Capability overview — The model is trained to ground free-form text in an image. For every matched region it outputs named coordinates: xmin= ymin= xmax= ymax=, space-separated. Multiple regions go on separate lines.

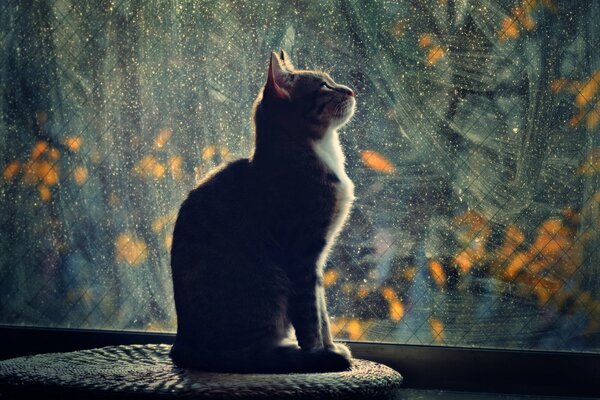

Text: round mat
xmin=0 ymin=344 xmax=403 ymax=399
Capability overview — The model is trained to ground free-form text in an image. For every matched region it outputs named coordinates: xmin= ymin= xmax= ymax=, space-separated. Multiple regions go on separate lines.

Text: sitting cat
xmin=170 ymin=50 xmax=356 ymax=373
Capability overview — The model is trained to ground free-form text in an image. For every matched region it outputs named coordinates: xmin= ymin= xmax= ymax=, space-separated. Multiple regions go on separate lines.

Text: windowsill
xmin=0 ymin=325 xmax=597 ymax=398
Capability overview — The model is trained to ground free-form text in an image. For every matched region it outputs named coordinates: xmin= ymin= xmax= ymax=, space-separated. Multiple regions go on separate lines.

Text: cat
xmin=170 ymin=50 xmax=356 ymax=373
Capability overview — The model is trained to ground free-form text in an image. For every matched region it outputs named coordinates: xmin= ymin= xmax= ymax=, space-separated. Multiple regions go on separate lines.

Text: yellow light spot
xmin=430 ymin=318 xmax=445 ymax=343
xmin=202 ymin=145 xmax=216 ymax=160
xmin=427 ymin=46 xmax=446 ymax=65
xmin=528 ymin=261 xmax=546 ymax=274
xmin=152 ymin=162 xmax=166 ymax=178
xmin=63 ymin=136 xmax=82 ymax=152
xmin=570 ymin=110 xmax=585 ymax=128
xmin=154 ymin=127 xmax=173 ymax=149
xmin=454 ymin=250 xmax=474 ymax=275
xmin=499 ymin=16 xmax=520 ymax=41
xmin=323 ymin=269 xmax=339 ymax=287
xmin=346 ymin=319 xmax=364 ymax=340
xmin=381 ymin=286 xmax=398 ymax=301
xmin=169 ymin=155 xmax=183 ymax=179
xmin=538 ymin=218 xmax=563 ymax=236
xmin=38 ymin=184 xmax=51 ymax=202
xmin=219 ymin=146 xmax=231 ymax=160
xmin=36 ymin=160 xmax=51 ymax=180
xmin=522 ymin=0 xmax=537 ymax=13
xmin=504 ymin=251 xmax=533 ymax=280
xmin=454 ymin=210 xmax=491 ymax=242
xmin=135 ymin=155 xmax=156 ymax=176
xmin=533 ymin=220 xmax=572 ymax=261
xmin=389 ymin=299 xmax=404 ymax=322
xmin=360 ymin=150 xmax=395 ymax=174
xmin=529 ymin=276 xmax=561 ymax=306
xmin=330 ymin=318 xmax=346 ymax=337
xmin=418 ymin=33 xmax=432 ymax=48
xmin=429 ymin=259 xmax=446 ymax=288
xmin=73 ymin=166 xmax=88 ymax=185
xmin=37 ymin=160 xmax=59 ymax=186
xmin=505 ymin=224 xmax=525 ymax=246
xmin=3 ymin=160 xmax=20 ymax=181
xmin=135 ymin=155 xmax=165 ymax=179
xmin=512 ymin=6 xmax=535 ymax=31
xmin=115 ymin=233 xmax=148 ymax=266
xmin=151 ymin=212 xmax=177 ymax=233
xmin=164 ymin=234 xmax=173 ymax=250
xmin=576 ymin=71 xmax=600 ymax=108
xmin=578 ymin=148 xmax=600 ymax=176
xmin=587 ymin=101 xmax=600 ymax=130
xmin=31 ymin=140 xmax=48 ymax=160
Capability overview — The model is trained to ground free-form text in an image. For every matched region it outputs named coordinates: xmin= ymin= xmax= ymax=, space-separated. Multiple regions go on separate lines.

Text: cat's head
xmin=256 ymin=50 xmax=356 ymax=138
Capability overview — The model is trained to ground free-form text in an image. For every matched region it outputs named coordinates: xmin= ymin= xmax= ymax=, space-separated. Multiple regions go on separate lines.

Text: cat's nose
xmin=339 ymin=85 xmax=355 ymax=97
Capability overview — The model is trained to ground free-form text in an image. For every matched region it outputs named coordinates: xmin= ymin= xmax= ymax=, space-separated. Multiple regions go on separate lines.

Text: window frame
xmin=0 ymin=325 xmax=597 ymax=397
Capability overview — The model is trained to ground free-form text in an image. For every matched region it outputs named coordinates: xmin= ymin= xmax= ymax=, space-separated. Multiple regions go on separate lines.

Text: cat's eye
xmin=320 ymin=82 xmax=334 ymax=90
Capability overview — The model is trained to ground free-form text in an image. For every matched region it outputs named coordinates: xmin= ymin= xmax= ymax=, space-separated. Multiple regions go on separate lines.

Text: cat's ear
xmin=279 ymin=49 xmax=294 ymax=70
xmin=266 ymin=51 xmax=292 ymax=101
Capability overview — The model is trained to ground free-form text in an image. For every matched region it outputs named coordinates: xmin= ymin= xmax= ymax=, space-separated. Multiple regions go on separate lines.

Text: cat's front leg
xmin=318 ymin=284 xmax=352 ymax=359
xmin=317 ymin=284 xmax=334 ymax=348
xmin=289 ymin=271 xmax=323 ymax=350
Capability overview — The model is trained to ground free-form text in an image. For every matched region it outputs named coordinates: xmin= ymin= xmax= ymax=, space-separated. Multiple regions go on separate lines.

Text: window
xmin=1 ymin=0 xmax=599 ymax=355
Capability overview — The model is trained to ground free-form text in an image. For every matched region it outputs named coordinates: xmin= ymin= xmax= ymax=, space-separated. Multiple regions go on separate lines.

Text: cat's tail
xmin=171 ymin=342 xmax=352 ymax=373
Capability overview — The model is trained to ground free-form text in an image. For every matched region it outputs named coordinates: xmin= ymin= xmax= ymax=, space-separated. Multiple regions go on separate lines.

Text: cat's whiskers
xmin=334 ymin=101 xmax=345 ymax=117
xmin=333 ymin=103 xmax=342 ymax=118
xmin=334 ymin=99 xmax=353 ymax=120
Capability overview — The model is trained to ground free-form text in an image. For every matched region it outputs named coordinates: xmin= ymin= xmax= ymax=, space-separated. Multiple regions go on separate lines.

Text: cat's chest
xmin=312 ymin=130 xmax=354 ymax=205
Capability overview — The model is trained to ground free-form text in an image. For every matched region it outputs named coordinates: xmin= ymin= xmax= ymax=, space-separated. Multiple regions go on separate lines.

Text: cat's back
xmin=171 ymin=158 xmax=258 ymax=267
xmin=185 ymin=158 xmax=251 ymax=208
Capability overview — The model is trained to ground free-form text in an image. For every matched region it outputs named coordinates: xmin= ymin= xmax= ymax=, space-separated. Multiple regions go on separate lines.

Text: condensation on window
xmin=1 ymin=0 xmax=599 ymax=352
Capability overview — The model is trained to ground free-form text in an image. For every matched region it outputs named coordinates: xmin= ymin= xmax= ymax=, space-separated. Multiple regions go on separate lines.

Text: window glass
xmin=1 ymin=0 xmax=599 ymax=352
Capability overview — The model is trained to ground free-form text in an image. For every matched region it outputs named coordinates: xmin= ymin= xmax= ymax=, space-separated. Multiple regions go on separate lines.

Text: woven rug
xmin=0 ymin=344 xmax=403 ymax=399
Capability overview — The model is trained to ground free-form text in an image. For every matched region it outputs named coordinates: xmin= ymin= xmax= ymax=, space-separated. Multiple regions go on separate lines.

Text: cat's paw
xmin=328 ymin=342 xmax=352 ymax=360
xmin=309 ymin=347 xmax=352 ymax=372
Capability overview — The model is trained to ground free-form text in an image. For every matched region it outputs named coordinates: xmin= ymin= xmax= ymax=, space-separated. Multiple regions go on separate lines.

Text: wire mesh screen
xmin=1 ymin=0 xmax=599 ymax=352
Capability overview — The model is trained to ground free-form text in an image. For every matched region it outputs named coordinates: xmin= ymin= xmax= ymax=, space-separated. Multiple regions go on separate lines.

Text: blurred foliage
xmin=1 ymin=0 xmax=599 ymax=352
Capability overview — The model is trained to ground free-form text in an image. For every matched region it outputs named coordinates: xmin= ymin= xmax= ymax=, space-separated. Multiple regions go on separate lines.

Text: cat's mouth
xmin=333 ymin=98 xmax=356 ymax=125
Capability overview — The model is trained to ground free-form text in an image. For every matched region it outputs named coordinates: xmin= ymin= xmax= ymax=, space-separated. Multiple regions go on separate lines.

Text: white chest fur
xmin=312 ymin=129 xmax=354 ymax=198
xmin=312 ymin=129 xmax=355 ymax=260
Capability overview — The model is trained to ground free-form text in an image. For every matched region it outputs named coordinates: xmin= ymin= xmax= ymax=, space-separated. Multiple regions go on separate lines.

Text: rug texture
xmin=0 ymin=344 xmax=403 ymax=399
